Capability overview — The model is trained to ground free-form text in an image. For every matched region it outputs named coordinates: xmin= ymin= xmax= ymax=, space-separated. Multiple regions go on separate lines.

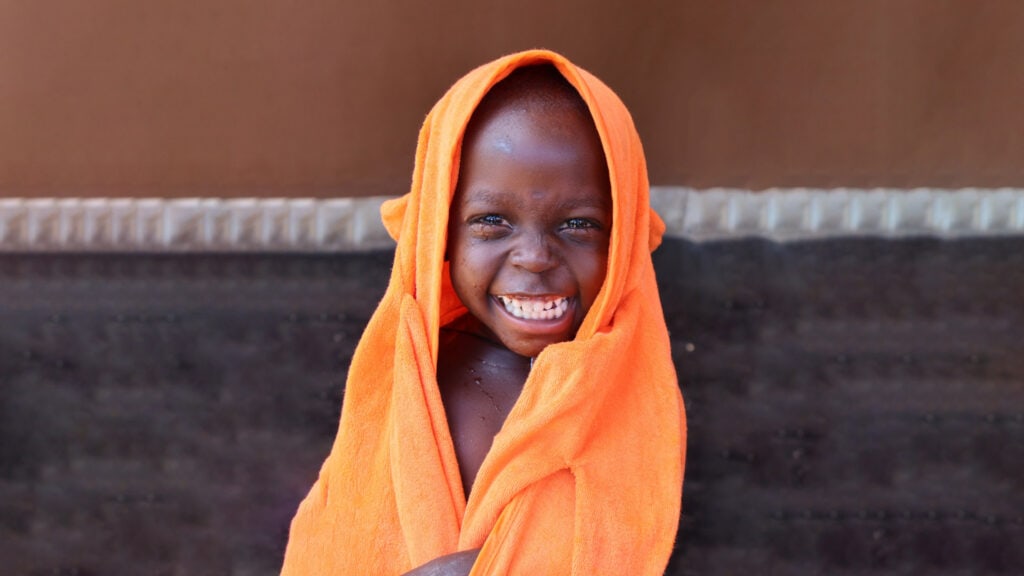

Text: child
xmin=281 ymin=50 xmax=686 ymax=576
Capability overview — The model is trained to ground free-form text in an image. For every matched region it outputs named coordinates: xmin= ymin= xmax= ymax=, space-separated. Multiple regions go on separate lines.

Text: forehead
xmin=463 ymin=76 xmax=609 ymax=165
xmin=469 ymin=103 xmax=602 ymax=159
xmin=456 ymin=103 xmax=611 ymax=206
xmin=460 ymin=66 xmax=605 ymax=159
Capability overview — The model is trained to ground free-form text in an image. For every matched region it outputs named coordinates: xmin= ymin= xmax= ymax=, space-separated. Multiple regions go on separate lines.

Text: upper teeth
xmin=497 ymin=296 xmax=569 ymax=320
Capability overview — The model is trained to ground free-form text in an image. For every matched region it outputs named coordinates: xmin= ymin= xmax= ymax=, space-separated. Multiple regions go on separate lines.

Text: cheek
xmin=576 ymin=250 xmax=609 ymax=304
xmin=450 ymin=245 xmax=497 ymax=299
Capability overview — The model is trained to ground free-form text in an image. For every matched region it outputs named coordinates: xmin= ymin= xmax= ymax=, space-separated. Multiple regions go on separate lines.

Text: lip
xmin=491 ymin=294 xmax=576 ymax=336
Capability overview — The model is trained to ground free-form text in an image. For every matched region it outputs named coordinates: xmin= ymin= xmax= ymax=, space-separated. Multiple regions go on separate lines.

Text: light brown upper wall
xmin=2 ymin=0 xmax=1022 ymax=198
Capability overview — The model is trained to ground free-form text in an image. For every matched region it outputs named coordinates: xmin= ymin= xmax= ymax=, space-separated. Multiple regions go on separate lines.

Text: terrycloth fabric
xmin=280 ymin=49 xmax=686 ymax=575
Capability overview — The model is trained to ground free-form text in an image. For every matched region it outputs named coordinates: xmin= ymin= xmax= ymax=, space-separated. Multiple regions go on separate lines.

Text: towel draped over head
xmin=281 ymin=49 xmax=686 ymax=575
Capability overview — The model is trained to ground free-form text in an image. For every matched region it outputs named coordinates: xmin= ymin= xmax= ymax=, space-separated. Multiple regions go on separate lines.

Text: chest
xmin=436 ymin=330 xmax=530 ymax=498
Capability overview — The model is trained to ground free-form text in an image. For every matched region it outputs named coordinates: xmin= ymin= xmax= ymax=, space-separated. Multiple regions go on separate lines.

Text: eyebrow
xmin=460 ymin=189 xmax=509 ymax=206
xmin=553 ymin=194 xmax=611 ymax=211
xmin=462 ymin=189 xmax=611 ymax=211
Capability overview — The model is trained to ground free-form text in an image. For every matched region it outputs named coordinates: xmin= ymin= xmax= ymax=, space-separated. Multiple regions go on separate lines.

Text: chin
xmin=503 ymin=332 xmax=573 ymax=359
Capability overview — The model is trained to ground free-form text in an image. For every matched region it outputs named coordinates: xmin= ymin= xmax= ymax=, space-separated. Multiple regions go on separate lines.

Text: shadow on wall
xmin=1 ymin=237 xmax=1023 ymax=575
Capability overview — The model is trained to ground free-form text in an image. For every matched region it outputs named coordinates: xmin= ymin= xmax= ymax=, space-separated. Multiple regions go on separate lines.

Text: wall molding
xmin=2 ymin=188 xmax=1023 ymax=252
xmin=650 ymin=187 xmax=1024 ymax=242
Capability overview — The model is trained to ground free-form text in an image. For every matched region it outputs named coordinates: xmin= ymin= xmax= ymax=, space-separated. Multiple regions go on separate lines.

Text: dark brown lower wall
xmin=2 ymin=238 xmax=1022 ymax=574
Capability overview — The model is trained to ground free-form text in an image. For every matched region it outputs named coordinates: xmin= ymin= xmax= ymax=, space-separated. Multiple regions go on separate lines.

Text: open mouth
xmin=496 ymin=295 xmax=570 ymax=321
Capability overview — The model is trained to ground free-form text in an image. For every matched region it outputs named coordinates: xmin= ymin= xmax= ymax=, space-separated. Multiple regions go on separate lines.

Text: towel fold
xmin=281 ymin=49 xmax=686 ymax=575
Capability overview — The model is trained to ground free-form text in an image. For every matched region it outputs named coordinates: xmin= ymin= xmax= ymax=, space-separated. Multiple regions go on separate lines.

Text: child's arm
xmin=401 ymin=549 xmax=480 ymax=576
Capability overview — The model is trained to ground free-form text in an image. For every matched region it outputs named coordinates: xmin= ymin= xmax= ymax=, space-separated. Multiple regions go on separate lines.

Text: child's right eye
xmin=476 ymin=214 xmax=506 ymax=226
xmin=468 ymin=214 xmax=511 ymax=238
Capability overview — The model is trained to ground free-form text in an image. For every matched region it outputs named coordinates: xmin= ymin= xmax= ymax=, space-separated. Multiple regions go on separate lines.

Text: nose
xmin=509 ymin=230 xmax=557 ymax=273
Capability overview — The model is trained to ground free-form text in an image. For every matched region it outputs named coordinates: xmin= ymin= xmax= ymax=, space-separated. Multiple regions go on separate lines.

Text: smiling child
xmin=281 ymin=50 xmax=686 ymax=576
xmin=439 ymin=66 xmax=612 ymax=501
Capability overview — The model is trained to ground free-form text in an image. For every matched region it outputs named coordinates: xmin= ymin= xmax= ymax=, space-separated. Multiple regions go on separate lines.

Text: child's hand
xmin=401 ymin=549 xmax=480 ymax=576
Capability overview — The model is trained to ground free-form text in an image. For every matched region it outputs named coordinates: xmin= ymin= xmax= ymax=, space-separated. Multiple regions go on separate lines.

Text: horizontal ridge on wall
xmin=1 ymin=188 xmax=1023 ymax=252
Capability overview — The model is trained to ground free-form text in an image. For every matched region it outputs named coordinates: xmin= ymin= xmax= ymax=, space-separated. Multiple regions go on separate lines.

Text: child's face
xmin=448 ymin=102 xmax=611 ymax=359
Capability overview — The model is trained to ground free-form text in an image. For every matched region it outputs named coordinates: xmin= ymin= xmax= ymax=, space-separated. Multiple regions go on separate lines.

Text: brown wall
xmin=2 ymin=0 xmax=1022 ymax=198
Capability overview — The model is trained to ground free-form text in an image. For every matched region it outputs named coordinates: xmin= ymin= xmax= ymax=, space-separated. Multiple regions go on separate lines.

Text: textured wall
xmin=2 ymin=1 xmax=1023 ymax=197
xmin=2 ymin=239 xmax=1022 ymax=574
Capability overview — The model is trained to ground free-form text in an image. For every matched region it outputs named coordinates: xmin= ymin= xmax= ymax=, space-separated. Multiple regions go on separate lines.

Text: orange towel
xmin=280 ymin=49 xmax=686 ymax=575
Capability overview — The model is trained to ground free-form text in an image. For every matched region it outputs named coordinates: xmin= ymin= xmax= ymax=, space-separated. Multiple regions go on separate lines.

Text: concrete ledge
xmin=652 ymin=187 xmax=1024 ymax=242
xmin=2 ymin=188 xmax=1023 ymax=252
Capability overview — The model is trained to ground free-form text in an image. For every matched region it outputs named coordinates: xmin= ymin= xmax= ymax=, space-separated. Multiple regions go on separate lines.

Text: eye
xmin=467 ymin=213 xmax=511 ymax=239
xmin=559 ymin=216 xmax=608 ymax=244
xmin=563 ymin=217 xmax=601 ymax=230
xmin=477 ymin=214 xmax=507 ymax=226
